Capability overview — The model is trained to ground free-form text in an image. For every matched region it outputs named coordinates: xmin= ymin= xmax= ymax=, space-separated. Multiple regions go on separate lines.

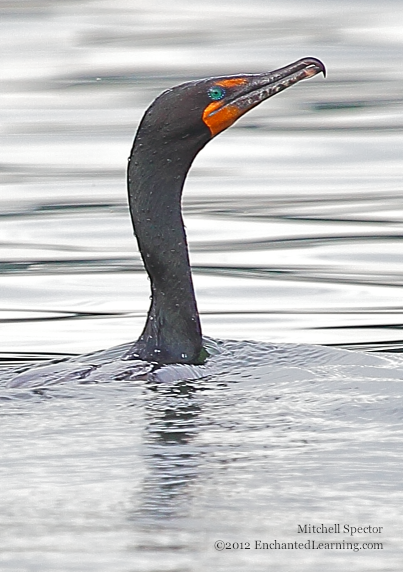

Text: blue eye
xmin=207 ymin=86 xmax=226 ymax=101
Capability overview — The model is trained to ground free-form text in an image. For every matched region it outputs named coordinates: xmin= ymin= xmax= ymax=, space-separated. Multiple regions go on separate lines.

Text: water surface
xmin=1 ymin=1 xmax=403 ymax=570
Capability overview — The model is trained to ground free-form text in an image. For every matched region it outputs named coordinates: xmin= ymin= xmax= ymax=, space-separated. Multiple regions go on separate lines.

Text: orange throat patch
xmin=202 ymin=77 xmax=248 ymax=137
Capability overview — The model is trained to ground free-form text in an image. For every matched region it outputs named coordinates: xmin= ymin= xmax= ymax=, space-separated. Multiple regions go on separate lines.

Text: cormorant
xmin=125 ymin=58 xmax=325 ymax=365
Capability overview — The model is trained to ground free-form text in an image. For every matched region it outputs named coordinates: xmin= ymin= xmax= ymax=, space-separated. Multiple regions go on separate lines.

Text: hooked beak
xmin=202 ymin=57 xmax=326 ymax=137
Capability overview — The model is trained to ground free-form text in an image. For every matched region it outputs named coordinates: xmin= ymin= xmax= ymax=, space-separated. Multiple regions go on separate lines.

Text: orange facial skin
xmin=202 ymin=101 xmax=243 ymax=137
xmin=215 ymin=78 xmax=248 ymax=89
xmin=202 ymin=78 xmax=248 ymax=137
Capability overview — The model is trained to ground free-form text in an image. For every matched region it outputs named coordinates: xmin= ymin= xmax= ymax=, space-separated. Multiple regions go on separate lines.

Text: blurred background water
xmin=1 ymin=1 xmax=403 ymax=571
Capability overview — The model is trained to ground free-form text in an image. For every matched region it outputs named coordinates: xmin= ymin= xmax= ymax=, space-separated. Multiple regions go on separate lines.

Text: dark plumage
xmin=125 ymin=58 xmax=325 ymax=364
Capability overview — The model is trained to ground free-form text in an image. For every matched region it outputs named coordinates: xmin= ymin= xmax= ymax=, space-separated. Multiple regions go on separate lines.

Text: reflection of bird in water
xmin=125 ymin=58 xmax=325 ymax=365
xmin=132 ymin=380 xmax=203 ymax=522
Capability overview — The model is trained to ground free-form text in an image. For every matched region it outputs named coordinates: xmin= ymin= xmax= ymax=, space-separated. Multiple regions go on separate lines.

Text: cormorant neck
xmin=125 ymin=122 xmax=209 ymax=364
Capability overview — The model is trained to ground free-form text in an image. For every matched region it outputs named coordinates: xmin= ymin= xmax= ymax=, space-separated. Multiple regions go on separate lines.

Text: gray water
xmin=1 ymin=0 xmax=403 ymax=570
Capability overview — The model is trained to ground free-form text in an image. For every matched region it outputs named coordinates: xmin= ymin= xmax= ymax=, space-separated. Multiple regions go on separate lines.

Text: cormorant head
xmin=138 ymin=57 xmax=325 ymax=151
